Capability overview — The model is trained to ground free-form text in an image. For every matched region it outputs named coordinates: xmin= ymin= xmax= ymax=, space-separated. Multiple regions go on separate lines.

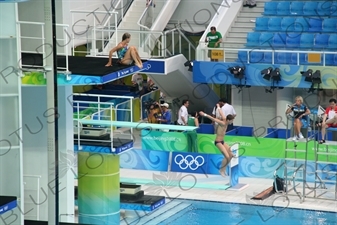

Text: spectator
xmin=286 ymin=96 xmax=311 ymax=141
xmin=147 ymin=102 xmax=161 ymax=124
xmin=205 ymin=26 xmax=222 ymax=62
xmin=319 ymin=98 xmax=337 ymax=144
xmin=212 ymin=98 xmax=236 ymax=132
xmin=244 ymin=0 xmax=256 ymax=8
xmin=131 ymin=73 xmax=145 ymax=96
xmin=186 ymin=111 xmax=200 ymax=153
xmin=177 ymin=99 xmax=189 ymax=126
xmin=158 ymin=103 xmax=171 ymax=124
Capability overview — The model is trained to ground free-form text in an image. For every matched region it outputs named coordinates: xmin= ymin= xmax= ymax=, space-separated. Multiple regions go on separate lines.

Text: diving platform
xmin=20 ymin=53 xmax=149 ymax=85
xmin=0 ymin=196 xmax=17 ymax=215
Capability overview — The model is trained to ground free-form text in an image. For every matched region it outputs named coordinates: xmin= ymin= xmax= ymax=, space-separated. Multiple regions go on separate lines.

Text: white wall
xmin=17 ymin=0 xmax=117 ymax=53
xmin=21 ymin=86 xmax=74 ymax=222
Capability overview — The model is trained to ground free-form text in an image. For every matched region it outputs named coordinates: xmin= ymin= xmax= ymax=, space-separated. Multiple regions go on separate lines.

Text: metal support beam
xmin=44 ymin=0 xmax=59 ymax=224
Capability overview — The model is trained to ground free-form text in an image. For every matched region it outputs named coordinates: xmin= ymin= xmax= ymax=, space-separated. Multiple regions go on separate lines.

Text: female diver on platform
xmin=105 ymin=32 xmax=143 ymax=69
xmin=199 ymin=104 xmax=235 ymax=177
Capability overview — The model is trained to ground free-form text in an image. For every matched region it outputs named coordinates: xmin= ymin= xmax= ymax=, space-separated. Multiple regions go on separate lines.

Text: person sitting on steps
xmin=105 ymin=32 xmax=143 ymax=69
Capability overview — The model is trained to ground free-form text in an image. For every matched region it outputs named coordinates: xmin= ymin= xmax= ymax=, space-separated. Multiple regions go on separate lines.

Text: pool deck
xmin=74 ymin=130 xmax=337 ymax=223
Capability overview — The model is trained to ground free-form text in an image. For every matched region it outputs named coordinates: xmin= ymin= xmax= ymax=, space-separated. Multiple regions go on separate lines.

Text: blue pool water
xmin=140 ymin=199 xmax=337 ymax=225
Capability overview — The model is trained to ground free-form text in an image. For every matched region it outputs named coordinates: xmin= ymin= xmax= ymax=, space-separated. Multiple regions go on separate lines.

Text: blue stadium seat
xmin=328 ymin=34 xmax=337 ymax=50
xmin=249 ymin=51 xmax=264 ymax=63
xmin=264 ymin=2 xmax=278 ymax=15
xmin=277 ymin=2 xmax=291 ymax=15
xmin=300 ymin=33 xmax=314 ymax=49
xmin=303 ymin=2 xmax=319 ymax=16
xmin=317 ymin=2 xmax=332 ymax=16
xmin=290 ymin=2 xmax=304 ymax=15
xmin=237 ymin=50 xmax=248 ymax=63
xmin=308 ymin=18 xmax=323 ymax=32
xmin=291 ymin=53 xmax=307 ymax=65
xmin=273 ymin=33 xmax=287 ymax=48
xmin=268 ymin=18 xmax=282 ymax=31
xmin=286 ymin=33 xmax=301 ymax=48
xmin=322 ymin=18 xmax=337 ymax=33
xmin=332 ymin=2 xmax=337 ymax=17
xmin=275 ymin=53 xmax=292 ymax=64
xmin=281 ymin=17 xmax=296 ymax=32
xmin=263 ymin=52 xmax=273 ymax=63
xmin=259 ymin=33 xmax=274 ymax=47
xmin=294 ymin=18 xmax=309 ymax=32
xmin=325 ymin=54 xmax=335 ymax=66
xmin=314 ymin=34 xmax=330 ymax=49
xmin=246 ymin=32 xmax=261 ymax=47
xmin=255 ymin=17 xmax=269 ymax=31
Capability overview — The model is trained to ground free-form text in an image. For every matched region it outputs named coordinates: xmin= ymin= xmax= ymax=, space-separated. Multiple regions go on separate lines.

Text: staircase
xmin=224 ymin=0 xmax=268 ymax=62
xmin=103 ymin=0 xmax=166 ymax=58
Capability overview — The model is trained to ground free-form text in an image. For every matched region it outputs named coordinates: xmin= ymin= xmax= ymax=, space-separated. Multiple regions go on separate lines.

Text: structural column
xmin=0 ymin=2 xmax=23 ymax=225
xmin=78 ymin=152 xmax=120 ymax=225
xmin=276 ymin=88 xmax=294 ymax=129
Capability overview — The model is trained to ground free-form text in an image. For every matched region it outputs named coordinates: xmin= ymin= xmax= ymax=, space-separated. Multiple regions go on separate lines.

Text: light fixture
xmin=261 ymin=67 xmax=273 ymax=81
xmin=271 ymin=68 xmax=281 ymax=82
xmin=312 ymin=70 xmax=321 ymax=84
xmin=228 ymin=66 xmax=245 ymax=79
xmin=301 ymin=69 xmax=313 ymax=82
xmin=184 ymin=61 xmax=193 ymax=72
xmin=301 ymin=69 xmax=322 ymax=93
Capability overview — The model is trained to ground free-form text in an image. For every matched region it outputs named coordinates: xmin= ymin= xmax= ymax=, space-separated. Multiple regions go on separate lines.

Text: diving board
xmin=76 ymin=119 xmax=199 ymax=131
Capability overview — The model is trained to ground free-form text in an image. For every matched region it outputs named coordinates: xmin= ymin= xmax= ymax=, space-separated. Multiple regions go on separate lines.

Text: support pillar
xmin=78 ymin=152 xmax=120 ymax=225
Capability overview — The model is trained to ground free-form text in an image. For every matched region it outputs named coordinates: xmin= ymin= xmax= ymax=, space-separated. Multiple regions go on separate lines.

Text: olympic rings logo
xmin=174 ymin=154 xmax=205 ymax=170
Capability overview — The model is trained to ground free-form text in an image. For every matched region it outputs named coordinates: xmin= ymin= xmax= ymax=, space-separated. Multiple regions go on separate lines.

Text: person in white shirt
xmin=212 ymin=98 xmax=236 ymax=132
xmin=177 ymin=100 xmax=189 ymax=125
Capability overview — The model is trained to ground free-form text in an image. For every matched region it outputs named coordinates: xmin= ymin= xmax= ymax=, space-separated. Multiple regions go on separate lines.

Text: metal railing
xmin=72 ymin=93 xmax=135 ymax=150
xmin=197 ymin=43 xmax=337 ymax=66
xmin=70 ymin=10 xmax=119 ymax=56
xmin=16 ymin=21 xmax=70 ymax=73
xmin=23 ymin=174 xmax=42 ymax=220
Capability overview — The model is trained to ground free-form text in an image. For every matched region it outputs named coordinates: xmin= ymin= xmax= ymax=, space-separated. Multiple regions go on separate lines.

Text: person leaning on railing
xmin=205 ymin=26 xmax=222 ymax=62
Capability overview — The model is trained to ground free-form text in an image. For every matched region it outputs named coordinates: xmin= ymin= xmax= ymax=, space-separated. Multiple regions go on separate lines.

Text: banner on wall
xmin=141 ymin=131 xmax=337 ymax=161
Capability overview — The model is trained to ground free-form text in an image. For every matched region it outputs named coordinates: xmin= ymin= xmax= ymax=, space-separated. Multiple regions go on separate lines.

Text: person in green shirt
xmin=205 ymin=26 xmax=223 ymax=62
xmin=186 ymin=111 xmax=200 ymax=153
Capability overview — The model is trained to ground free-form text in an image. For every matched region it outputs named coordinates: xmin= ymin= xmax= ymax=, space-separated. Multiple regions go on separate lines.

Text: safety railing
xmin=72 ymin=93 xmax=134 ymax=150
xmin=16 ymin=21 xmax=70 ymax=73
xmin=70 ymin=10 xmax=119 ymax=56
xmin=196 ymin=43 xmax=337 ymax=66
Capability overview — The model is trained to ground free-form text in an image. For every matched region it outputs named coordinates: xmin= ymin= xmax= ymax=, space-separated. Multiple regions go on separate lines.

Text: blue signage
xmin=0 ymin=200 xmax=17 ymax=215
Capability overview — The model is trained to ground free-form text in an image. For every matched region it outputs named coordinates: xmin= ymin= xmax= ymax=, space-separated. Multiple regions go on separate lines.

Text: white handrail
xmin=72 ymin=93 xmax=134 ymax=99
xmin=137 ymin=0 xmax=153 ymax=30
xmin=24 ymin=175 xmax=42 ymax=220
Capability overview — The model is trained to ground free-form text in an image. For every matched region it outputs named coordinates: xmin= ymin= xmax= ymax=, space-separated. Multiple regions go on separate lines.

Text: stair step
xmin=233 ymin=23 xmax=255 ymax=28
xmin=236 ymin=18 xmax=257 ymax=23
xmin=239 ymin=12 xmax=263 ymax=18
xmin=241 ymin=7 xmax=264 ymax=13
xmin=227 ymin=32 xmax=248 ymax=38
xmin=222 ymin=43 xmax=245 ymax=48
xmin=230 ymin=27 xmax=254 ymax=33
xmin=225 ymin=37 xmax=246 ymax=43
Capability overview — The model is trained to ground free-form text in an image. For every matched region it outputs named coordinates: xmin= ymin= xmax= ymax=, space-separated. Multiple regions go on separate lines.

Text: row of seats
xmin=264 ymin=1 xmax=337 ymax=16
xmin=237 ymin=51 xmax=337 ymax=66
xmin=246 ymin=32 xmax=337 ymax=50
xmin=255 ymin=17 xmax=337 ymax=33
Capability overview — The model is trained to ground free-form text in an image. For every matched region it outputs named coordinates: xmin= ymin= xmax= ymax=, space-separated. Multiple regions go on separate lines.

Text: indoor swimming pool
xmin=121 ymin=198 xmax=337 ymax=225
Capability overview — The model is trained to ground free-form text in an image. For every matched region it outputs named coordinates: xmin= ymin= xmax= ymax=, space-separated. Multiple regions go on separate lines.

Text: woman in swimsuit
xmin=199 ymin=104 xmax=235 ymax=177
xmin=105 ymin=33 xmax=143 ymax=69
